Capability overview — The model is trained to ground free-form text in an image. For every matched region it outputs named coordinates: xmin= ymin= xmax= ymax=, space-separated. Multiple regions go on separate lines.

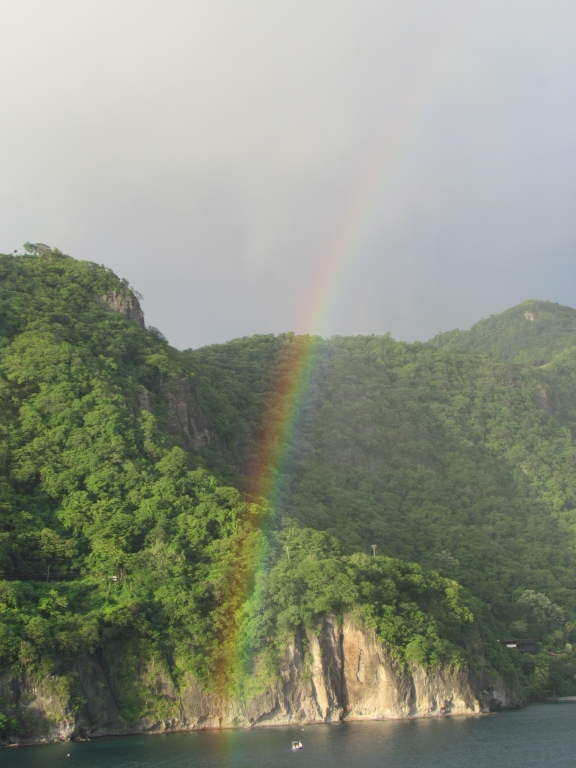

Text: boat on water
xmin=291 ymin=741 xmax=303 ymax=750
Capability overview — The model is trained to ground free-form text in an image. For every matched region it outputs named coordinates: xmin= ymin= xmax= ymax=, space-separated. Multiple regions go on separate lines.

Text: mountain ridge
xmin=426 ymin=299 xmax=576 ymax=366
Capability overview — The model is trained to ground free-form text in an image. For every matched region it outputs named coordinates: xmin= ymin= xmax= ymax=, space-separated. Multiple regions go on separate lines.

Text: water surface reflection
xmin=2 ymin=703 xmax=575 ymax=768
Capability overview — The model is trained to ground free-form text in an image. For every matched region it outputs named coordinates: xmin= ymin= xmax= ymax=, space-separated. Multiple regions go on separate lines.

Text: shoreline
xmin=0 ymin=706 xmax=512 ymax=749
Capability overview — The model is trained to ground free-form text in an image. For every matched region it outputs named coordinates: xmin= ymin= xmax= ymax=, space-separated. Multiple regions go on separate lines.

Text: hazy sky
xmin=1 ymin=1 xmax=575 ymax=348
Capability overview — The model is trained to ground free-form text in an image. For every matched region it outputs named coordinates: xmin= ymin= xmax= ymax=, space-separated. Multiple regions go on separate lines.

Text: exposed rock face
xmin=0 ymin=615 xmax=519 ymax=746
xmin=95 ymin=290 xmax=145 ymax=328
xmin=161 ymin=377 xmax=214 ymax=450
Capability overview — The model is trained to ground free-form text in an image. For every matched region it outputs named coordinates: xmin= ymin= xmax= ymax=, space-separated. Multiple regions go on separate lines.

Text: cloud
xmin=1 ymin=0 xmax=575 ymax=347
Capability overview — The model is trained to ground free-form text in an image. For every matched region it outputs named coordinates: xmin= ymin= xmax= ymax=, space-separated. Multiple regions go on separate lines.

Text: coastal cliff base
xmin=0 ymin=614 xmax=519 ymax=746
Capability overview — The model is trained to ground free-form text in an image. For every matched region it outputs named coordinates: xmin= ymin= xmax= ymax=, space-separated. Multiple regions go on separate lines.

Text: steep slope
xmin=0 ymin=248 xmax=267 ymax=702
xmin=1 ymin=250 xmax=514 ymax=744
xmin=0 ymin=614 xmax=516 ymax=745
xmin=184 ymin=331 xmax=576 ymax=670
xmin=427 ymin=299 xmax=576 ymax=365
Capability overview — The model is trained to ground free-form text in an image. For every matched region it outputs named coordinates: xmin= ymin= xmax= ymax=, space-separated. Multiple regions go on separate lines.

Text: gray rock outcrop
xmin=95 ymin=290 xmax=145 ymax=328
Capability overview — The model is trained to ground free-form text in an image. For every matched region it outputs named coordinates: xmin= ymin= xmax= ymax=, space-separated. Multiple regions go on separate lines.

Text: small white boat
xmin=291 ymin=741 xmax=303 ymax=750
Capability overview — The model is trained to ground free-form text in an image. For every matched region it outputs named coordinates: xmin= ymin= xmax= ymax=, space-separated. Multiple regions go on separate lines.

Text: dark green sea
xmin=2 ymin=704 xmax=575 ymax=768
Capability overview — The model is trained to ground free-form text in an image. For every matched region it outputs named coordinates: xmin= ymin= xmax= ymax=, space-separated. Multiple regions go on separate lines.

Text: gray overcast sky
xmin=1 ymin=1 xmax=575 ymax=348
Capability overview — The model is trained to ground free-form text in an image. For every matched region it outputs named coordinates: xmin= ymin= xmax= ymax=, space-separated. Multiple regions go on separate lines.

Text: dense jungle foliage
xmin=0 ymin=249 xmax=273 ymax=694
xmin=2 ymin=249 xmax=576 ymax=735
xmin=0 ymin=249 xmax=491 ymax=735
xmin=185 ymin=302 xmax=576 ymax=694
xmin=186 ymin=323 xmax=576 ymax=614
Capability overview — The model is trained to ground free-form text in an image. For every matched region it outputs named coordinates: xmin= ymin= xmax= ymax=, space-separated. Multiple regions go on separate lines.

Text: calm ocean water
xmin=2 ymin=704 xmax=575 ymax=768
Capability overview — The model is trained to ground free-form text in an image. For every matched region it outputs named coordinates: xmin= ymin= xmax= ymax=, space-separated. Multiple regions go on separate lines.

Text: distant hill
xmin=427 ymin=300 xmax=576 ymax=365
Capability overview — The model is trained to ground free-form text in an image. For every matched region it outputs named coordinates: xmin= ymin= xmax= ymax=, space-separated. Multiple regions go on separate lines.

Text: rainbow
xmin=297 ymin=7 xmax=479 ymax=338
xmin=216 ymin=11 xmax=478 ymax=691
xmin=212 ymin=332 xmax=321 ymax=692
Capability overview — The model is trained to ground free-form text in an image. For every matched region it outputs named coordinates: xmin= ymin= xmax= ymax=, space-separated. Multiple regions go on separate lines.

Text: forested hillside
xmin=187 ymin=332 xmax=576 ymax=615
xmin=0 ymin=250 xmax=491 ymax=739
xmin=0 ymin=248 xmax=271 ymax=702
xmin=427 ymin=299 xmax=576 ymax=365
xmin=1 ymin=250 xmax=576 ymax=742
xmin=185 ymin=302 xmax=576 ymax=694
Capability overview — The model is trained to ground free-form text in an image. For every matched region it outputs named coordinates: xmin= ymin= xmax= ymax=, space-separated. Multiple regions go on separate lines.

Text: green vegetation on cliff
xmin=2 ymin=250 xmax=576 ymax=741
xmin=241 ymin=522 xmax=477 ymax=677
xmin=0 ymin=250 xmax=486 ymax=737
xmin=185 ymin=303 xmax=576 ymax=694
xmin=0 ymin=250 xmax=265 ymax=693
xmin=186 ymin=331 xmax=576 ymax=615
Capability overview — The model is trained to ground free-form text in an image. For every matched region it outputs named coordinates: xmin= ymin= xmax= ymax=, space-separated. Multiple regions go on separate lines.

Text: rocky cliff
xmin=160 ymin=376 xmax=214 ymax=451
xmin=0 ymin=614 xmax=518 ymax=746
xmin=95 ymin=289 xmax=145 ymax=328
